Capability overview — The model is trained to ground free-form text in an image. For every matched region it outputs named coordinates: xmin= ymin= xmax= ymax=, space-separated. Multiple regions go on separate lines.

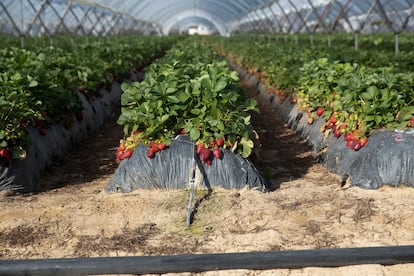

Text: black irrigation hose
xmin=1 ymin=245 xmax=414 ymax=275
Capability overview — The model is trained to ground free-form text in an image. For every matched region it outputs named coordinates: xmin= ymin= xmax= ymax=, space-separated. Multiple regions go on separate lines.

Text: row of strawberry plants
xmin=0 ymin=35 xmax=177 ymax=161
xmin=116 ymin=38 xmax=258 ymax=164
xmin=208 ymin=34 xmax=414 ymax=150
xmin=229 ymin=33 xmax=414 ymax=74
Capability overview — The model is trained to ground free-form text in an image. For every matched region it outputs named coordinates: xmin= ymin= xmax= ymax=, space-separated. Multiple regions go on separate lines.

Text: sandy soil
xmin=1 ymin=80 xmax=414 ymax=275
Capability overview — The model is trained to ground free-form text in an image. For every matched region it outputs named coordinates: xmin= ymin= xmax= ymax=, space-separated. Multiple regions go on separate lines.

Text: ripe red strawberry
xmin=359 ymin=137 xmax=368 ymax=148
xmin=122 ymin=149 xmax=133 ymax=159
xmin=316 ymin=107 xmax=324 ymax=117
xmin=213 ymin=148 xmax=222 ymax=159
xmin=329 ymin=116 xmax=337 ymax=124
xmin=116 ymin=151 xmax=124 ymax=163
xmin=216 ymin=137 xmax=224 ymax=147
xmin=353 ymin=142 xmax=362 ymax=151
xmin=118 ymin=142 xmax=125 ymax=152
xmin=209 ymin=139 xmax=216 ymax=147
xmin=199 ymin=147 xmax=211 ymax=162
xmin=409 ymin=118 xmax=414 ymax=128
xmin=333 ymin=128 xmax=341 ymax=138
xmin=327 ymin=122 xmax=335 ymax=129
xmin=0 ymin=148 xmax=11 ymax=161
xmin=34 ymin=118 xmax=47 ymax=129
xmin=150 ymin=142 xmax=160 ymax=153
xmin=158 ymin=143 xmax=167 ymax=151
xmin=345 ymin=132 xmax=357 ymax=142
xmin=196 ymin=143 xmax=204 ymax=154
xmin=18 ymin=119 xmax=29 ymax=127
xmin=146 ymin=149 xmax=155 ymax=158
xmin=346 ymin=139 xmax=356 ymax=148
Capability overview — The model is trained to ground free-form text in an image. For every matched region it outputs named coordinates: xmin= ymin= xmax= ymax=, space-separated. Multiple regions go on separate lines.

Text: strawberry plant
xmin=117 ymin=39 xmax=258 ymax=162
xmin=0 ymin=35 xmax=177 ymax=160
xmin=296 ymin=58 xmax=414 ymax=148
xmin=0 ymin=72 xmax=41 ymax=160
xmin=209 ymin=34 xmax=414 ymax=151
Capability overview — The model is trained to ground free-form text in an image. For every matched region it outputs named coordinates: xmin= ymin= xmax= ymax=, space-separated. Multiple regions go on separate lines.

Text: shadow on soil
xmin=241 ymin=80 xmax=316 ymax=191
xmin=34 ymin=109 xmax=123 ymax=193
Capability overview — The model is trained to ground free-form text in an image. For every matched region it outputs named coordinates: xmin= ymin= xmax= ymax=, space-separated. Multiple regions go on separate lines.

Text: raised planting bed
xmin=0 ymin=35 xmax=178 ymax=192
xmin=107 ymin=135 xmax=267 ymax=192
xmin=106 ymin=38 xmax=269 ymax=192
xmin=236 ymin=66 xmax=414 ymax=189
xmin=0 ymin=79 xmax=133 ymax=192
xmin=206 ymin=34 xmax=414 ymax=189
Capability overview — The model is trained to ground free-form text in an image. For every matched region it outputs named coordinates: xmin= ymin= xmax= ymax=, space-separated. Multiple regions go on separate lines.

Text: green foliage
xmin=0 ymin=72 xmax=41 ymax=158
xmin=297 ymin=59 xmax=414 ymax=135
xmin=118 ymin=39 xmax=258 ymax=158
xmin=207 ymin=34 xmax=414 ymax=140
xmin=0 ymin=35 xmax=177 ymax=160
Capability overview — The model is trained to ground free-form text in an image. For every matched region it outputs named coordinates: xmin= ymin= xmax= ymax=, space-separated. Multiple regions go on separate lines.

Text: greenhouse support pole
xmin=20 ymin=0 xmax=25 ymax=48
xmin=395 ymin=33 xmax=399 ymax=55
xmin=354 ymin=32 xmax=359 ymax=51
xmin=327 ymin=32 xmax=332 ymax=47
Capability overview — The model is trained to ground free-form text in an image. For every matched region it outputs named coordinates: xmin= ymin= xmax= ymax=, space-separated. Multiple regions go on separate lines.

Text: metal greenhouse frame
xmin=0 ymin=0 xmax=160 ymax=47
xmin=1 ymin=1 xmax=413 ymax=37
xmin=233 ymin=0 xmax=414 ymax=53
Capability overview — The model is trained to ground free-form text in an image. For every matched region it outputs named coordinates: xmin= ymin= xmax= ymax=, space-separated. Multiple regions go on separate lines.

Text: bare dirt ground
xmin=1 ymin=80 xmax=414 ymax=275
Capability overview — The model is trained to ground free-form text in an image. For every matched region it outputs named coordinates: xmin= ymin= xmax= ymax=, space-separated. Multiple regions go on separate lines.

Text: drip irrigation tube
xmin=1 ymin=245 xmax=413 ymax=275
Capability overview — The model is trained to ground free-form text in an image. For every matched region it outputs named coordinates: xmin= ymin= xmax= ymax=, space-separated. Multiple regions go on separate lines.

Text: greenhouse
xmin=1 ymin=0 xmax=414 ymax=275
xmin=2 ymin=0 xmax=414 ymax=36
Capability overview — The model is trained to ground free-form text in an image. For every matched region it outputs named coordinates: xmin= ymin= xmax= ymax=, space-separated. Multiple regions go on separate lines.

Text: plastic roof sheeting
xmin=0 ymin=0 xmax=413 ymax=36
xmin=0 ymin=0 xmax=159 ymax=36
xmin=238 ymin=0 xmax=414 ymax=34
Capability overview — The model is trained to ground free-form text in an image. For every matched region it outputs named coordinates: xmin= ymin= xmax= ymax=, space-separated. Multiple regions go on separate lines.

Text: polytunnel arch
xmin=128 ymin=0 xmax=246 ymax=36
xmin=170 ymin=16 xmax=217 ymax=34
xmin=161 ymin=9 xmax=228 ymax=36
xmin=129 ymin=0 xmax=255 ymax=25
xmin=1 ymin=0 xmax=414 ymax=37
